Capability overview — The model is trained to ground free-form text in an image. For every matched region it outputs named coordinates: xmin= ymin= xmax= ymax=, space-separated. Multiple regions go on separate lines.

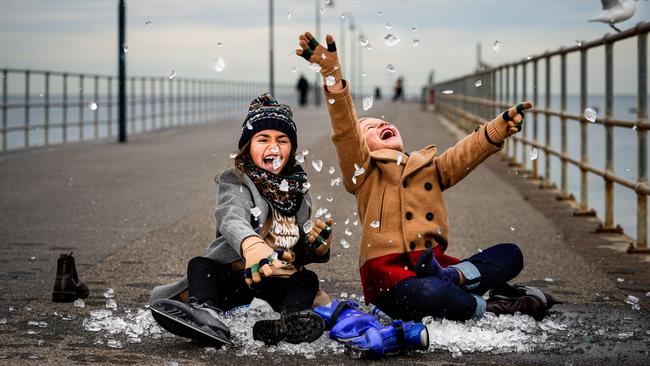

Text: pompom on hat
xmin=239 ymin=93 xmax=297 ymax=150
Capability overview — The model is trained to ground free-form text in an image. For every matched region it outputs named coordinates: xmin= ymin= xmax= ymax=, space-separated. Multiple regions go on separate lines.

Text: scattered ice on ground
xmin=362 ymin=96 xmax=374 ymax=111
xmin=73 ymin=299 xmax=85 ymax=308
xmin=424 ymin=313 xmax=566 ymax=354
xmin=106 ymin=299 xmax=118 ymax=310
xmin=625 ymin=295 xmax=640 ymax=311
xmin=584 ymin=107 xmax=597 ymax=123
xmin=383 ymin=33 xmax=400 ymax=46
xmin=28 ymin=321 xmax=39 ymax=326
xmin=103 ymin=288 xmax=115 ymax=299
xmin=312 ymin=159 xmax=323 ymax=172
xmin=544 ymin=278 xmax=554 ymax=282
xmin=617 ymin=278 xmax=624 ymax=283
xmin=0 ymin=317 xmax=6 ymax=325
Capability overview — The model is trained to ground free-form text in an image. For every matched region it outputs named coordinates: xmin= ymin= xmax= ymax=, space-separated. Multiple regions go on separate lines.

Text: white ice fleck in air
xmin=325 ymin=75 xmax=336 ymax=86
xmin=279 ymin=179 xmax=289 ymax=192
xmin=575 ymin=40 xmax=583 ymax=47
xmin=412 ymin=39 xmax=421 ymax=47
xmin=340 ymin=239 xmax=350 ymax=249
xmin=328 ymin=166 xmax=335 ymax=174
xmin=272 ymin=157 xmax=282 ymax=171
xmin=362 ymin=96 xmax=374 ymax=111
xmin=213 ymin=58 xmax=226 ymax=72
xmin=326 ymin=196 xmax=333 ymax=202
xmin=344 ymin=228 xmax=352 ymax=236
xmin=29 ymin=256 xmax=36 ymax=261
xmin=330 ymin=177 xmax=341 ymax=186
xmin=370 ymin=220 xmax=380 ymax=229
xmin=145 ymin=20 xmax=152 ymax=26
xmin=311 ymin=159 xmax=323 ymax=172
xmin=287 ymin=11 xmax=291 ymax=19
xmin=309 ymin=63 xmax=322 ymax=73
xmin=217 ymin=42 xmax=223 ymax=47
xmin=295 ymin=153 xmax=305 ymax=163
xmin=492 ymin=40 xmax=501 ymax=51
xmin=384 ymin=22 xmax=392 ymax=30
xmin=250 ymin=207 xmax=262 ymax=219
xmin=89 ymin=102 xmax=98 ymax=111
xmin=510 ymin=226 xmax=515 ymax=231
xmin=328 ymin=98 xmax=335 ymax=104
xmin=386 ymin=64 xmax=396 ymax=73
xmin=377 ymin=10 xmax=383 ymax=16
xmin=354 ymin=163 xmax=365 ymax=177
xmin=529 ymin=148 xmax=539 ymax=161
xmin=396 ymin=153 xmax=403 ymax=165
xmin=442 ymin=90 xmax=454 ymax=95
xmin=291 ymin=67 xmax=297 ymax=73
xmin=527 ymin=54 xmax=534 ymax=60
xmin=584 ymin=107 xmax=597 ymax=123
xmin=475 ymin=80 xmax=483 ymax=88
xmin=246 ymin=121 xmax=253 ymax=130
xmin=383 ymin=33 xmax=400 ymax=46
xmin=360 ymin=38 xmax=369 ymax=47
xmin=168 ymin=70 xmax=176 ymax=79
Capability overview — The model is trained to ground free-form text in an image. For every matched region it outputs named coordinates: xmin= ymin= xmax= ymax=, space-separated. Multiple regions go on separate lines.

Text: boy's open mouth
xmin=379 ymin=127 xmax=396 ymax=140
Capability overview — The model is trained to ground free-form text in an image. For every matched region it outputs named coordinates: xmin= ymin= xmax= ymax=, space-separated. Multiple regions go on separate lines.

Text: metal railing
xmin=0 ymin=68 xmax=295 ymax=152
xmin=434 ymin=22 xmax=649 ymax=253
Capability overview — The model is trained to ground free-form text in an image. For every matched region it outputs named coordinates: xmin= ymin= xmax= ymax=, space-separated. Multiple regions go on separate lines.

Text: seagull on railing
xmin=589 ymin=0 xmax=639 ymax=32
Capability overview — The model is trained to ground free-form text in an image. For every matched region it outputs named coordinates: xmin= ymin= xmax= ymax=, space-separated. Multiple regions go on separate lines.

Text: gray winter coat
xmin=149 ymin=167 xmax=314 ymax=303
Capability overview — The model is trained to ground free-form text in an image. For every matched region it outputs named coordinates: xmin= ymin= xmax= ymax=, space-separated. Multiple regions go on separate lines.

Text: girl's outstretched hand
xmin=296 ymin=32 xmax=343 ymax=86
xmin=499 ymin=102 xmax=534 ymax=135
xmin=306 ymin=218 xmax=333 ymax=256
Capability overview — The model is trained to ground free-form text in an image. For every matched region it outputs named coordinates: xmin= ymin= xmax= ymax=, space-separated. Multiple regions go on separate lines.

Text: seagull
xmin=589 ymin=0 xmax=639 ymax=32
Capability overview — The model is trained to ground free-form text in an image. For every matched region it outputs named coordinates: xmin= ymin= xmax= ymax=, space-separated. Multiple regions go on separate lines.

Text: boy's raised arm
xmin=296 ymin=32 xmax=371 ymax=192
xmin=436 ymin=102 xmax=533 ymax=190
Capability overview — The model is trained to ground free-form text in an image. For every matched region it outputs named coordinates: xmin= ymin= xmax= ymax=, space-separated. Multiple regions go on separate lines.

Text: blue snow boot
xmin=313 ymin=300 xmax=381 ymax=341
xmin=347 ymin=320 xmax=429 ymax=357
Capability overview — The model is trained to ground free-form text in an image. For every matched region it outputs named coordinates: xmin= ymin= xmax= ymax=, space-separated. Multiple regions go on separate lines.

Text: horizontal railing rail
xmin=433 ymin=21 xmax=649 ymax=253
xmin=0 ymin=68 xmax=296 ymax=152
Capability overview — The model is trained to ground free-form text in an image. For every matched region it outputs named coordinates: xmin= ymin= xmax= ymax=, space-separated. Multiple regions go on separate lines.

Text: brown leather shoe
xmin=486 ymin=296 xmax=546 ymax=321
xmin=52 ymin=253 xmax=89 ymax=302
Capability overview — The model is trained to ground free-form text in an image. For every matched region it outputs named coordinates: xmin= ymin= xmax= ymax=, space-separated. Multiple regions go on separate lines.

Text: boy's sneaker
xmin=150 ymin=299 xmax=232 ymax=345
xmin=487 ymin=284 xmax=561 ymax=321
xmin=253 ymin=310 xmax=325 ymax=345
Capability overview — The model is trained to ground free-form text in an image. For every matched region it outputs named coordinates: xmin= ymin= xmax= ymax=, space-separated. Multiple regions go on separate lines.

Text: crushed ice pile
xmin=80 ymin=295 xmax=569 ymax=358
xmin=424 ymin=312 xmax=567 ymax=357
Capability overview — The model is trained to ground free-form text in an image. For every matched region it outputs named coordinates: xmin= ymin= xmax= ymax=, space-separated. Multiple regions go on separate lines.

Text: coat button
xmin=424 ymin=182 xmax=432 ymax=191
xmin=425 ymin=240 xmax=433 ymax=248
xmin=426 ymin=212 xmax=434 ymax=221
xmin=405 ymin=212 xmax=413 ymax=220
xmin=409 ymin=241 xmax=416 ymax=250
xmin=402 ymin=180 xmax=408 ymax=188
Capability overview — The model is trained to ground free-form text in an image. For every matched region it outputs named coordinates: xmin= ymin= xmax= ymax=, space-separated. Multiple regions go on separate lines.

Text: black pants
xmin=187 ymin=256 xmax=319 ymax=313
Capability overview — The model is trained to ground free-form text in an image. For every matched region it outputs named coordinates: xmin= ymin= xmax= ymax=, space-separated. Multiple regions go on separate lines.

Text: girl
xmin=149 ymin=93 xmax=333 ymax=346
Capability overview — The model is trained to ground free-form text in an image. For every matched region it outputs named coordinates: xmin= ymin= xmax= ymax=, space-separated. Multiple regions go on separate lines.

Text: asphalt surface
xmin=0 ymin=100 xmax=649 ymax=365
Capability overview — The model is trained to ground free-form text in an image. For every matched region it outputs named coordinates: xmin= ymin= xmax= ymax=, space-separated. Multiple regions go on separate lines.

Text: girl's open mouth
xmin=262 ymin=155 xmax=281 ymax=170
xmin=379 ymin=128 xmax=396 ymax=140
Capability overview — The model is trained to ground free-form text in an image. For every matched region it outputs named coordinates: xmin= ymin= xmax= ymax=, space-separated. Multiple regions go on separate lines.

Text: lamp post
xmin=313 ymin=0 xmax=321 ymax=106
xmin=269 ymin=0 xmax=275 ymax=96
xmin=118 ymin=0 xmax=127 ymax=143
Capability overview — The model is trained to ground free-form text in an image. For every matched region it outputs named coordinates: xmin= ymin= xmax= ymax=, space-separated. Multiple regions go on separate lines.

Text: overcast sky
xmin=0 ymin=0 xmax=648 ymax=95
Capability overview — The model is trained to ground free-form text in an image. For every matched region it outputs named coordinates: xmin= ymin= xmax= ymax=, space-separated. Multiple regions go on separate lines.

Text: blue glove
xmin=414 ymin=248 xmax=460 ymax=285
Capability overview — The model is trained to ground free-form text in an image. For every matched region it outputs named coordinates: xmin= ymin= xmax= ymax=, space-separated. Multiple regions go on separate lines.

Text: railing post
xmin=521 ymin=62 xmax=528 ymax=171
xmin=2 ymin=69 xmax=7 ymax=152
xmin=598 ymin=39 xmax=621 ymax=232
xmin=151 ymin=77 xmax=156 ymax=130
xmin=531 ymin=59 xmax=539 ymax=179
xmin=161 ymin=77 xmax=166 ymax=128
xmin=25 ymin=70 xmax=30 ymax=147
xmin=630 ymin=30 xmax=648 ymax=252
xmin=141 ymin=77 xmax=146 ymax=130
xmin=130 ymin=76 xmax=136 ymax=133
xmin=575 ymin=48 xmax=595 ymax=216
xmin=79 ymin=75 xmax=84 ymax=141
xmin=513 ymin=64 xmax=518 ymax=165
xmin=44 ymin=72 xmax=50 ymax=146
xmin=62 ymin=73 xmax=68 ymax=143
xmin=544 ymin=55 xmax=552 ymax=187
xmin=559 ymin=50 xmax=571 ymax=199
xmin=108 ymin=76 xmax=113 ymax=137
xmin=94 ymin=75 xmax=99 ymax=139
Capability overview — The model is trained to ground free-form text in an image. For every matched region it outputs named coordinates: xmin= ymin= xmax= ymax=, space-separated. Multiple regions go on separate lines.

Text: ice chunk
xmin=330 ymin=177 xmax=341 ymax=186
xmin=273 ymin=157 xmax=283 ymax=171
xmin=584 ymin=107 xmax=597 ymax=123
xmin=370 ymin=220 xmax=380 ymax=229
xmin=295 ymin=153 xmax=305 ymax=163
xmin=303 ymin=220 xmax=314 ymax=233
xmin=73 ymin=299 xmax=85 ymax=308
xmin=328 ymin=98 xmax=335 ymax=104
xmin=328 ymin=166 xmax=336 ymax=174
xmin=475 ymin=80 xmax=483 ymax=88
xmin=383 ymin=33 xmax=400 ymax=46
xmin=325 ymin=75 xmax=336 ymax=86
xmin=302 ymin=149 xmax=309 ymax=156
xmin=412 ymin=39 xmax=421 ymax=47
xmin=529 ymin=148 xmax=539 ymax=161
xmin=106 ymin=299 xmax=118 ymax=310
xmin=107 ymin=339 xmax=123 ymax=348
xmin=492 ymin=40 xmax=501 ymax=51
xmin=386 ymin=64 xmax=396 ymax=74
xmin=309 ymin=63 xmax=322 ymax=73
xmin=543 ymin=278 xmax=554 ymax=282
xmin=311 ymin=159 xmax=323 ymax=172
xmin=250 ymin=207 xmax=262 ymax=219
xmin=344 ymin=228 xmax=352 ymax=236
xmin=326 ymin=196 xmax=333 ymax=202
xmin=362 ymin=96 xmax=373 ymax=111
xmin=0 ymin=317 xmax=6 ymax=325
xmin=169 ymin=70 xmax=176 ymax=80
xmin=442 ymin=90 xmax=454 ymax=95
xmin=103 ymin=288 xmax=115 ymax=299
xmin=353 ymin=163 xmax=365 ymax=177
xmin=213 ymin=57 xmax=226 ymax=72
xmin=340 ymin=239 xmax=350 ymax=249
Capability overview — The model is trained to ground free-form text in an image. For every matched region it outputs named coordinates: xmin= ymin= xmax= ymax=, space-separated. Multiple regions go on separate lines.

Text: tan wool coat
xmin=324 ymin=82 xmax=503 ymax=303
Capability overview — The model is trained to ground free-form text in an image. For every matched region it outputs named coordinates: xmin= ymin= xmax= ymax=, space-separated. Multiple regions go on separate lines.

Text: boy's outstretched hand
xmin=296 ymin=32 xmax=343 ymax=88
xmin=487 ymin=102 xmax=534 ymax=144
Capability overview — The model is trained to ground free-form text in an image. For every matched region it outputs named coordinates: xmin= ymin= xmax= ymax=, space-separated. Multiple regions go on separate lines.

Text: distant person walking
xmin=392 ymin=77 xmax=404 ymax=102
xmin=296 ymin=74 xmax=309 ymax=107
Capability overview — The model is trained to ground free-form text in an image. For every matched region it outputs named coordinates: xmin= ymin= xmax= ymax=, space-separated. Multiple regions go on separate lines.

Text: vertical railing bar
xmin=161 ymin=77 xmax=166 ymax=128
xmin=62 ymin=73 xmax=68 ymax=143
xmin=513 ymin=64 xmax=518 ymax=165
xmin=130 ymin=76 xmax=136 ymax=133
xmin=108 ymin=76 xmax=113 ymax=138
xmin=544 ymin=55 xmax=551 ymax=185
xmin=532 ymin=59 xmax=539 ymax=179
xmin=151 ymin=77 xmax=156 ymax=130
xmin=579 ymin=48 xmax=590 ymax=213
xmin=78 ymin=75 xmax=83 ymax=141
xmin=141 ymin=77 xmax=146 ymax=131
xmin=560 ymin=51 xmax=569 ymax=198
xmin=522 ymin=62 xmax=528 ymax=170
xmin=602 ymin=40 xmax=616 ymax=231
xmin=1 ymin=69 xmax=6 ymax=151
xmin=94 ymin=75 xmax=99 ymax=139
xmin=632 ymin=31 xmax=648 ymax=251
xmin=44 ymin=72 xmax=50 ymax=146
xmin=25 ymin=70 xmax=30 ymax=147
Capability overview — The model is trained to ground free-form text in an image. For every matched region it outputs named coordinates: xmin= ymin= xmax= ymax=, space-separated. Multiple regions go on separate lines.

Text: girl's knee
xmin=187 ymin=256 xmax=215 ymax=271
xmin=495 ymin=243 xmax=523 ymax=274
xmin=291 ymin=269 xmax=319 ymax=285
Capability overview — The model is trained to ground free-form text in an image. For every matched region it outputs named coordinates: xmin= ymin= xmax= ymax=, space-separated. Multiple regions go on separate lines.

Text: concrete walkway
xmin=0 ymin=101 xmax=648 ymax=365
